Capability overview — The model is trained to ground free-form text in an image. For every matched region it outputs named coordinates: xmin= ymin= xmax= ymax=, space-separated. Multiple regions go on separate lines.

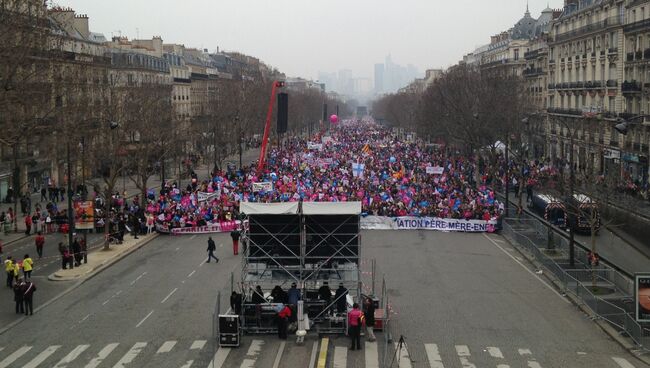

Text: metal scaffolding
xmin=237 ymin=201 xmax=362 ymax=334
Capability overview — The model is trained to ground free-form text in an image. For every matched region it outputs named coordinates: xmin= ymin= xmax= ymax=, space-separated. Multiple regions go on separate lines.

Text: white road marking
xmin=395 ymin=342 xmax=413 ymax=368
xmin=365 ymin=341 xmax=379 ymax=368
xmin=112 ymin=342 xmax=147 ymax=368
xmin=80 ymin=314 xmax=91 ymax=322
xmin=190 ymin=340 xmax=206 ymax=350
xmin=455 ymin=345 xmax=476 ymax=368
xmin=84 ymin=343 xmax=119 ymax=368
xmin=190 ymin=235 xmax=197 ymax=240
xmin=53 ymin=344 xmax=90 ymax=367
xmin=484 ymin=234 xmax=570 ymax=304
xmin=136 ymin=310 xmax=154 ymax=328
xmin=486 ymin=347 xmax=504 ymax=359
xmin=272 ymin=341 xmax=286 ymax=368
xmin=156 ymin=341 xmax=177 ymax=354
xmin=424 ymin=343 xmax=444 ymax=368
xmin=130 ymin=271 xmax=147 ymax=285
xmin=333 ymin=346 xmax=347 ymax=368
xmin=187 ymin=270 xmax=196 ymax=278
xmin=518 ymin=349 xmax=532 ymax=356
xmin=497 ymin=365 xmax=511 ymax=368
xmin=207 ymin=348 xmax=231 ymax=368
xmin=179 ymin=360 xmax=193 ymax=368
xmin=102 ymin=299 xmax=110 ymax=305
xmin=175 ymin=247 xmax=180 ymax=251
xmin=199 ymin=260 xmax=206 ymax=267
xmin=246 ymin=340 xmax=264 ymax=356
xmin=0 ymin=346 xmax=31 ymax=368
xmin=527 ymin=362 xmax=542 ymax=368
xmin=308 ymin=341 xmax=319 ymax=368
xmin=22 ymin=345 xmax=61 ymax=368
xmin=612 ymin=357 xmax=636 ymax=368
xmin=161 ymin=288 xmax=178 ymax=303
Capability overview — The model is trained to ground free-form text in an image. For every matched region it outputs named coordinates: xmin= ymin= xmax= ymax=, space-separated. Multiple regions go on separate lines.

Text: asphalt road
xmin=0 ymin=230 xmax=643 ymax=368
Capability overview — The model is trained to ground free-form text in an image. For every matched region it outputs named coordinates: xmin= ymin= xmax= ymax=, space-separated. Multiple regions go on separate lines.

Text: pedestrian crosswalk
xmin=0 ymin=338 xmax=642 ymax=368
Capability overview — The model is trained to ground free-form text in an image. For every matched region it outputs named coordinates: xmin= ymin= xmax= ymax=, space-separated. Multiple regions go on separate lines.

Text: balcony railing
xmin=606 ymin=80 xmax=618 ymax=87
xmin=553 ymin=16 xmax=621 ymax=43
xmin=523 ymin=67 xmax=544 ymax=77
xmin=524 ymin=50 xmax=540 ymax=60
xmin=548 ymin=83 xmax=556 ymax=89
xmin=622 ymin=80 xmax=642 ymax=92
xmin=624 ymin=18 xmax=650 ymax=34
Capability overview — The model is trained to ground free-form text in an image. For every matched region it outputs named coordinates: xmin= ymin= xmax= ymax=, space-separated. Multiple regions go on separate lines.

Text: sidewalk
xmin=48 ymin=232 xmax=159 ymax=281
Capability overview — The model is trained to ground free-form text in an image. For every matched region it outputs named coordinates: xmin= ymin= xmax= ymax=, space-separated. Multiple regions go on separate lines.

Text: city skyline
xmin=53 ymin=0 xmax=565 ymax=81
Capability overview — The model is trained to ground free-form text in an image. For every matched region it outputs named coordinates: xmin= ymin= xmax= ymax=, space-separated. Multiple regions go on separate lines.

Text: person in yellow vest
xmin=12 ymin=259 xmax=19 ymax=284
xmin=5 ymin=256 xmax=14 ymax=288
xmin=22 ymin=254 xmax=33 ymax=280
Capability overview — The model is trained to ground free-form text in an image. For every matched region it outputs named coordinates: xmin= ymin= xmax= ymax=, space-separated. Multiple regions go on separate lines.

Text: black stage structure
xmin=237 ymin=201 xmax=362 ymax=334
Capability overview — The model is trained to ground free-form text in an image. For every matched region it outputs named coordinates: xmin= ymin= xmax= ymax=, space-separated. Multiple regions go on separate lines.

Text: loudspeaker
xmin=277 ymin=93 xmax=288 ymax=134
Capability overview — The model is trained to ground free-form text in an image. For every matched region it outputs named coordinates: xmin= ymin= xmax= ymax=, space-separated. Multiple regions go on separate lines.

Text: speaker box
xmin=277 ymin=93 xmax=288 ymax=134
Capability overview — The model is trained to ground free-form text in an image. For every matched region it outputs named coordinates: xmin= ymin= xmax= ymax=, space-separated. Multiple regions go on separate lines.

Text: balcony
xmin=645 ymin=48 xmax=650 ymax=59
xmin=576 ymin=81 xmax=584 ymax=88
xmin=523 ymin=67 xmax=544 ymax=77
xmin=624 ymin=18 xmax=650 ymax=34
xmin=627 ymin=52 xmax=635 ymax=62
xmin=606 ymin=80 xmax=618 ymax=88
xmin=549 ymin=59 xmax=556 ymax=64
xmin=569 ymin=82 xmax=578 ymax=88
xmin=608 ymin=48 xmax=618 ymax=55
xmin=562 ymin=82 xmax=570 ymax=89
xmin=622 ymin=80 xmax=642 ymax=93
xmin=552 ymin=16 xmax=621 ymax=43
xmin=548 ymin=83 xmax=556 ymax=89
xmin=547 ymin=107 xmax=583 ymax=116
xmin=593 ymin=81 xmax=603 ymax=88
xmin=618 ymin=112 xmax=637 ymax=120
xmin=585 ymin=81 xmax=594 ymax=88
xmin=524 ymin=50 xmax=540 ymax=60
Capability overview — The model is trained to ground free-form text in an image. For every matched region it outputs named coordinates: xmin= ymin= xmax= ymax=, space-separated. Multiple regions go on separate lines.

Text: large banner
xmin=74 ymin=201 xmax=94 ymax=230
xmin=307 ymin=142 xmax=323 ymax=151
xmin=426 ymin=166 xmax=444 ymax=175
xmin=636 ymin=274 xmax=650 ymax=322
xmin=252 ymin=182 xmax=273 ymax=193
xmin=361 ymin=216 xmax=496 ymax=233
xmin=157 ymin=220 xmax=242 ymax=235
xmin=197 ymin=191 xmax=220 ymax=202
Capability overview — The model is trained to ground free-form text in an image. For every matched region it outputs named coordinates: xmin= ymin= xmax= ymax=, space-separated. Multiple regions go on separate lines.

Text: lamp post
xmin=553 ymin=116 xmax=577 ymax=267
xmin=66 ymin=142 xmax=74 ymax=254
xmin=236 ymin=115 xmax=242 ymax=169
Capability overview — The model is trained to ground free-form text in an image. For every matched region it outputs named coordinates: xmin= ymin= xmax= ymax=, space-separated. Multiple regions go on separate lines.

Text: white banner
xmin=252 ymin=182 xmax=273 ymax=193
xmin=425 ymin=166 xmax=444 ymax=175
xmin=197 ymin=191 xmax=220 ymax=202
xmin=361 ymin=216 xmax=497 ymax=232
xmin=352 ymin=163 xmax=365 ymax=178
xmin=307 ymin=142 xmax=323 ymax=151
xmin=166 ymin=220 xmax=242 ymax=235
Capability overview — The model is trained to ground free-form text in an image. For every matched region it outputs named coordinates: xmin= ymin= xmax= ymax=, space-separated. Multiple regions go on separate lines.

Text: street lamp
xmin=236 ymin=115 xmax=242 ymax=169
xmin=614 ymin=115 xmax=649 ymax=135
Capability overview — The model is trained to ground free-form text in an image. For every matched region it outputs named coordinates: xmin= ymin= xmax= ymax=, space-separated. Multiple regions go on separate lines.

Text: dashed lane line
xmin=161 ymin=288 xmax=178 ymax=304
xmin=135 ymin=310 xmax=154 ymax=328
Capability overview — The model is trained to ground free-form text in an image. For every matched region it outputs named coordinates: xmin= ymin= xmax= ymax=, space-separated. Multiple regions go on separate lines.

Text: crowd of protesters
xmin=149 ymin=121 xmax=505 ymax=232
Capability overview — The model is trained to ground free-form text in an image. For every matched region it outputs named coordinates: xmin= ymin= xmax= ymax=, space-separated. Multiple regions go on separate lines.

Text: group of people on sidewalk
xmin=5 ymin=254 xmax=37 ymax=316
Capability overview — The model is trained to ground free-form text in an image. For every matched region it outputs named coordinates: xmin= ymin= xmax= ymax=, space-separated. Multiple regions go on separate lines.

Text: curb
xmin=0 ymin=233 xmax=159 ymax=336
xmin=499 ymin=232 xmax=650 ymax=366
xmin=47 ymin=233 xmax=159 ymax=282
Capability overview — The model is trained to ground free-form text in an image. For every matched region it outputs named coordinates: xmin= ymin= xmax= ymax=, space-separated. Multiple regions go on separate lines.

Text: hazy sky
xmin=54 ymin=0 xmax=563 ymax=79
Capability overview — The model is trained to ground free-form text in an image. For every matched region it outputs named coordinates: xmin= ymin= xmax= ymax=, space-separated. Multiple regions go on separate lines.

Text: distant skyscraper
xmin=374 ymin=63 xmax=384 ymax=94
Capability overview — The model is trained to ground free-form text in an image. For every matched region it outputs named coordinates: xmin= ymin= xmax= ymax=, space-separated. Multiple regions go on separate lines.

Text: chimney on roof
xmin=73 ymin=13 xmax=90 ymax=39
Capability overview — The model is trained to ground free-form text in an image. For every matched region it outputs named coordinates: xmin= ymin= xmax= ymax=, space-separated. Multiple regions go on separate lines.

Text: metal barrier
xmin=502 ymin=220 xmax=650 ymax=350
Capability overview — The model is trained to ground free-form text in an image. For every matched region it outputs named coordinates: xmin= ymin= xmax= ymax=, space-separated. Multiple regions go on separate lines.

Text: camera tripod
xmin=389 ymin=335 xmax=415 ymax=367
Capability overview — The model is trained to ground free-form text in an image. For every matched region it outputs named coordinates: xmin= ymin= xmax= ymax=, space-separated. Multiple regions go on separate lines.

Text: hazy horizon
xmin=54 ymin=0 xmax=563 ymax=80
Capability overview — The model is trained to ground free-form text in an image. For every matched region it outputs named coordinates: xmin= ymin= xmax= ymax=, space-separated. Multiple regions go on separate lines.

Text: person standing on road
xmin=80 ymin=237 xmax=87 ymax=264
xmin=5 ymin=256 xmax=14 ymax=288
xmin=230 ymin=228 xmax=240 ymax=256
xmin=206 ymin=236 xmax=219 ymax=263
xmin=35 ymin=232 xmax=45 ymax=259
xmin=335 ymin=283 xmax=348 ymax=314
xmin=22 ymin=254 xmax=33 ymax=280
xmin=13 ymin=277 xmax=25 ymax=314
xmin=347 ymin=303 xmax=365 ymax=351
xmin=22 ymin=278 xmax=36 ymax=315
xmin=364 ymin=296 xmax=376 ymax=342
xmin=276 ymin=303 xmax=291 ymax=340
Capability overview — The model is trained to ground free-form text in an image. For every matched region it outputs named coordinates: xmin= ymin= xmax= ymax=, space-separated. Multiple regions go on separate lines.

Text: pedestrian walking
xmin=72 ymin=237 xmax=82 ymax=266
xmin=206 ymin=236 xmax=219 ymax=263
xmin=31 ymin=212 xmax=39 ymax=234
xmin=22 ymin=254 xmax=33 ymax=280
xmin=13 ymin=277 xmax=25 ymax=314
xmin=347 ymin=303 xmax=365 ymax=350
xmin=230 ymin=228 xmax=241 ymax=255
xmin=23 ymin=278 xmax=35 ymax=315
xmin=35 ymin=232 xmax=45 ymax=258
xmin=40 ymin=188 xmax=47 ymax=202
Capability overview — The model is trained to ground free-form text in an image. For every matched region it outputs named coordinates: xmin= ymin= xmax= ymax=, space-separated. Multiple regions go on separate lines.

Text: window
xmin=514 ymin=49 xmax=519 ymax=61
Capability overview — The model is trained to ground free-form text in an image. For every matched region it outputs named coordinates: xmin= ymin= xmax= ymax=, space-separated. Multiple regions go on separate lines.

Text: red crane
xmin=257 ymin=81 xmax=284 ymax=172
